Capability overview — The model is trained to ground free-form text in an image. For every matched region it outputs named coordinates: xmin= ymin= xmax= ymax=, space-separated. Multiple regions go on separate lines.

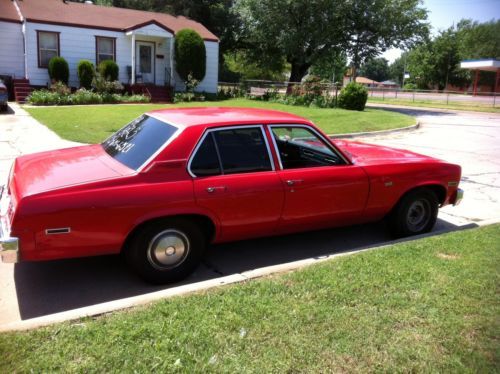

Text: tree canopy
xmin=359 ymin=58 xmax=390 ymax=82
xmin=389 ymin=19 xmax=499 ymax=90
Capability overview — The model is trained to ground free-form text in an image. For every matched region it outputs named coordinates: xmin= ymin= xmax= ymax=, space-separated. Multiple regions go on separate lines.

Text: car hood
xmin=332 ymin=139 xmax=441 ymax=165
xmin=10 ymin=144 xmax=133 ymax=199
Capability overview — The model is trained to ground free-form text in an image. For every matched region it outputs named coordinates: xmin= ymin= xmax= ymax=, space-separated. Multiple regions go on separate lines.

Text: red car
xmin=0 ymin=107 xmax=463 ymax=283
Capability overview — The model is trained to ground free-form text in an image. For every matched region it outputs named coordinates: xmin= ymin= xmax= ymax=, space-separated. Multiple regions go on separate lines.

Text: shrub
xmin=48 ymin=56 xmax=69 ymax=85
xmin=27 ymin=88 xmax=149 ymax=105
xmin=77 ymin=60 xmax=94 ymax=89
xmin=98 ymin=60 xmax=119 ymax=81
xmin=92 ymin=73 xmax=123 ymax=93
xmin=403 ymin=82 xmax=417 ymax=90
xmin=175 ymin=29 xmax=206 ymax=90
xmin=50 ymin=81 xmax=71 ymax=95
xmin=337 ymin=82 xmax=368 ymax=111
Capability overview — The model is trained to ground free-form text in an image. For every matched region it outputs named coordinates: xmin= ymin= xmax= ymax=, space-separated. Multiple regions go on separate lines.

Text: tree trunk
xmin=287 ymin=63 xmax=310 ymax=94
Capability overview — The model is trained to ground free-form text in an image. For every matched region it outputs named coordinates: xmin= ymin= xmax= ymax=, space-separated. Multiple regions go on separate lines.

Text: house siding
xmin=25 ymin=22 xmax=129 ymax=87
xmin=174 ymin=41 xmax=219 ymax=93
xmin=0 ymin=21 xmax=25 ymax=79
xmin=19 ymin=21 xmax=218 ymax=92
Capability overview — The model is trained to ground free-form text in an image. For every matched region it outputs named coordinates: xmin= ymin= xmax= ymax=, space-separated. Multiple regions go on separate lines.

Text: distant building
xmin=460 ymin=59 xmax=500 ymax=94
xmin=379 ymin=80 xmax=399 ymax=88
xmin=343 ymin=76 xmax=379 ymax=87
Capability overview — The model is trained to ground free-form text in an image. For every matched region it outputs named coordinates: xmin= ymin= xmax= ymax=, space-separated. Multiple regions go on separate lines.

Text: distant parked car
xmin=0 ymin=79 xmax=8 ymax=112
xmin=0 ymin=108 xmax=463 ymax=283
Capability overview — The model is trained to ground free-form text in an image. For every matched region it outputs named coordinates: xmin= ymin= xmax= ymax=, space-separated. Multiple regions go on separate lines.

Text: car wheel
xmin=125 ymin=218 xmax=206 ymax=284
xmin=389 ymin=188 xmax=438 ymax=238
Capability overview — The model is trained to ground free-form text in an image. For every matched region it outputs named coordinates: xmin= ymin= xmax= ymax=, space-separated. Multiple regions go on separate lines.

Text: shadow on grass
xmin=13 ymin=218 xmax=472 ymax=320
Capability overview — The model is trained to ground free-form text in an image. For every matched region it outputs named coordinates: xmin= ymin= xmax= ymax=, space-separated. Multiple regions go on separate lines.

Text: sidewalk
xmin=0 ymin=102 xmax=80 ymax=324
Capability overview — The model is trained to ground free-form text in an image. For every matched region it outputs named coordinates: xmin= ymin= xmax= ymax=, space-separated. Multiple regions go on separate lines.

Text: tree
xmin=344 ymin=0 xmax=429 ymax=78
xmin=235 ymin=0 xmax=347 ymax=84
xmin=359 ymin=58 xmax=389 ymax=82
xmin=309 ymin=52 xmax=348 ymax=83
xmin=175 ymin=29 xmax=206 ymax=89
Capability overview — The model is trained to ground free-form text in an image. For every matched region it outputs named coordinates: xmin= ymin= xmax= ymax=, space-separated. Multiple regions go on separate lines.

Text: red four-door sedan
xmin=0 ymin=107 xmax=463 ymax=283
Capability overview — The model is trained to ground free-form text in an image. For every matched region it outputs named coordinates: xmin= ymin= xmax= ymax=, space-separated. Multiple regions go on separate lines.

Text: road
xmin=0 ymin=104 xmax=499 ymax=327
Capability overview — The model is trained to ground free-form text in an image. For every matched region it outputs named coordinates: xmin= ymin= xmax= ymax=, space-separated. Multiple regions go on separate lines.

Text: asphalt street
xmin=0 ymin=103 xmax=499 ymax=327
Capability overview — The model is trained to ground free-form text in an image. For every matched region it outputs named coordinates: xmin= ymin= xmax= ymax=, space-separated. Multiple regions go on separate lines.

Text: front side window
xmin=96 ymin=36 xmax=116 ymax=65
xmin=271 ymin=126 xmax=344 ymax=169
xmin=38 ymin=31 xmax=59 ymax=68
xmin=102 ymin=115 xmax=177 ymax=170
xmin=190 ymin=127 xmax=272 ymax=177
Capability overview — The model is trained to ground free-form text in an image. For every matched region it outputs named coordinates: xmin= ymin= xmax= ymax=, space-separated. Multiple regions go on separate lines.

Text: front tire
xmin=125 ymin=218 xmax=206 ymax=284
xmin=389 ymin=188 xmax=438 ymax=238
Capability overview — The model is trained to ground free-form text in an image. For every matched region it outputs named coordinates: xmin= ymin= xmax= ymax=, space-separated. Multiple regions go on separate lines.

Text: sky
xmin=382 ymin=0 xmax=500 ymax=63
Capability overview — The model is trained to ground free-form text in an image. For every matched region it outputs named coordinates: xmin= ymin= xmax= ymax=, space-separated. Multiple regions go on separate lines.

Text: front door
xmin=269 ymin=125 xmax=370 ymax=233
xmin=135 ymin=41 xmax=154 ymax=84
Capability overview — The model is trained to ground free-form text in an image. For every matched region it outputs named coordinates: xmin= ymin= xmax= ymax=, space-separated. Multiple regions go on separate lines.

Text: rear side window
xmin=214 ymin=128 xmax=272 ymax=174
xmin=102 ymin=115 xmax=178 ymax=170
xmin=189 ymin=127 xmax=272 ymax=177
xmin=190 ymin=133 xmax=221 ymax=177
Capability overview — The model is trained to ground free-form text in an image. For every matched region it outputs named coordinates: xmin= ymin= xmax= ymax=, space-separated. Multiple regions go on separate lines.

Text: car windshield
xmin=102 ymin=115 xmax=178 ymax=170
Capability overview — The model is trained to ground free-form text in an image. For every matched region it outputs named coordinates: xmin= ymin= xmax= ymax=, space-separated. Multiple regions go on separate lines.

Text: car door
xmin=189 ymin=126 xmax=284 ymax=242
xmin=269 ymin=125 xmax=370 ymax=233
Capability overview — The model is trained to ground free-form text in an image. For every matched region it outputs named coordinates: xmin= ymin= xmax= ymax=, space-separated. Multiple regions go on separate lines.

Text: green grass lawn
xmin=368 ymin=97 xmax=500 ymax=113
xmin=1 ymin=224 xmax=498 ymax=372
xmin=25 ymin=98 xmax=415 ymax=144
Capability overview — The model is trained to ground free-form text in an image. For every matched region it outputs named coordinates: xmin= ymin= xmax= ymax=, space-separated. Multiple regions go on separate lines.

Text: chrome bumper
xmin=0 ymin=185 xmax=19 ymax=263
xmin=453 ymin=188 xmax=464 ymax=206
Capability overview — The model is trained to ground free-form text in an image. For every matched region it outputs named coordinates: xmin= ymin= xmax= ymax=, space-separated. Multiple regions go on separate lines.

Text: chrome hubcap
xmin=147 ymin=229 xmax=190 ymax=270
xmin=407 ymin=199 xmax=430 ymax=232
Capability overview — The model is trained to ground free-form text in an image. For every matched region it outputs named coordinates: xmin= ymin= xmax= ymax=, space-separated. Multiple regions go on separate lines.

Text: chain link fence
xmin=218 ymin=80 xmax=499 ymax=109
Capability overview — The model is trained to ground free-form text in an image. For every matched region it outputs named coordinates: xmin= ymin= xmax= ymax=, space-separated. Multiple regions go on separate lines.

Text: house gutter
xmin=12 ymin=0 xmax=28 ymax=80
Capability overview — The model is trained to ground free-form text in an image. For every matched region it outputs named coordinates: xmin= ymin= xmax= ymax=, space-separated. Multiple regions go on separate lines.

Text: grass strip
xmin=25 ymin=98 xmax=415 ymax=144
xmin=1 ymin=224 xmax=498 ymax=372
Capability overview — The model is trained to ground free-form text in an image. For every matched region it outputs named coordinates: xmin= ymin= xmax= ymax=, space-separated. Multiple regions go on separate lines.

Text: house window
xmin=96 ymin=36 xmax=116 ymax=65
xmin=37 ymin=31 xmax=60 ymax=68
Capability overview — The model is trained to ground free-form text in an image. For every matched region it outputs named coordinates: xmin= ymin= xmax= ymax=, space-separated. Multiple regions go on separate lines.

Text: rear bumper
xmin=0 ymin=185 xmax=19 ymax=263
xmin=451 ymin=188 xmax=464 ymax=206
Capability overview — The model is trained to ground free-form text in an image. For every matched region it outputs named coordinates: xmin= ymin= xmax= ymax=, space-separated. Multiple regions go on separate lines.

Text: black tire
xmin=388 ymin=188 xmax=438 ymax=238
xmin=125 ymin=218 xmax=206 ymax=284
xmin=1 ymin=104 xmax=7 ymax=112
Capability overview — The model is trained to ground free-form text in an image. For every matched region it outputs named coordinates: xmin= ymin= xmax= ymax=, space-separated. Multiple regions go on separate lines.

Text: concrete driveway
xmin=0 ymin=103 xmax=499 ymax=328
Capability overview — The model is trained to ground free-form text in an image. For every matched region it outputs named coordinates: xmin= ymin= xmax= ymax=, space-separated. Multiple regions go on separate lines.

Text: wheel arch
xmin=121 ymin=213 xmax=217 ymax=253
xmin=388 ymin=183 xmax=447 ymax=217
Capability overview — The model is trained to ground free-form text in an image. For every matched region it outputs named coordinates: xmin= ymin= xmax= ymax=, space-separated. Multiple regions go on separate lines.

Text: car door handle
xmin=286 ymin=179 xmax=303 ymax=186
xmin=206 ymin=186 xmax=226 ymax=193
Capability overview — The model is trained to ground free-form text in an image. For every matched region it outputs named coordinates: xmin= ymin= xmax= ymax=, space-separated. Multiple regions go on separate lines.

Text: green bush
xmin=50 ymin=81 xmax=71 ymax=95
xmin=92 ymin=73 xmax=123 ymax=93
xmin=175 ymin=29 xmax=206 ymax=89
xmin=403 ymin=83 xmax=417 ymax=90
xmin=27 ymin=88 xmax=149 ymax=106
xmin=48 ymin=56 xmax=69 ymax=85
xmin=337 ymin=82 xmax=368 ymax=111
xmin=77 ymin=60 xmax=94 ymax=89
xmin=98 ymin=60 xmax=119 ymax=81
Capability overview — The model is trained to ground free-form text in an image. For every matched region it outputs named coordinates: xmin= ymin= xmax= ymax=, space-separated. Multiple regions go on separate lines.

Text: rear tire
xmin=125 ymin=218 xmax=206 ymax=284
xmin=389 ymin=188 xmax=438 ymax=238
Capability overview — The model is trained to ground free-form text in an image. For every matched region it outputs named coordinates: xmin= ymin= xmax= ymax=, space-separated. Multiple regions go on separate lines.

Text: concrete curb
xmin=2 ymin=219 xmax=499 ymax=332
xmin=330 ymin=122 xmax=420 ymax=139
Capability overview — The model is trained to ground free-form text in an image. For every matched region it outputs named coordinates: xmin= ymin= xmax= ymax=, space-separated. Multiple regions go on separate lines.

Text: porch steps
xmin=13 ymin=79 xmax=33 ymax=104
xmin=131 ymin=84 xmax=172 ymax=103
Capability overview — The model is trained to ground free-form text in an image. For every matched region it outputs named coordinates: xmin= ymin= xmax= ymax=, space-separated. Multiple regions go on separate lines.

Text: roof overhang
xmin=460 ymin=59 xmax=500 ymax=72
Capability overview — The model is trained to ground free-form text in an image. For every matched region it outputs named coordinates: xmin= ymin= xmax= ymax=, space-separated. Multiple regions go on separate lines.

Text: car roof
xmin=147 ymin=107 xmax=311 ymax=128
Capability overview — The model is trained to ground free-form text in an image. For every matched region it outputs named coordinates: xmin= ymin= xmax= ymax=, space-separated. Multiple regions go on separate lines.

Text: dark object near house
xmin=0 ymin=79 xmax=8 ymax=112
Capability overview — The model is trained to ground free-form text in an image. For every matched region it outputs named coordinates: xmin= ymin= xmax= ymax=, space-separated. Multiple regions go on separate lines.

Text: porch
xmin=125 ymin=22 xmax=176 ymax=89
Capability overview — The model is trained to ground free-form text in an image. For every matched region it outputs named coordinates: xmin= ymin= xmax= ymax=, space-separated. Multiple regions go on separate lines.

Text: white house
xmin=0 ymin=0 xmax=219 ymax=101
